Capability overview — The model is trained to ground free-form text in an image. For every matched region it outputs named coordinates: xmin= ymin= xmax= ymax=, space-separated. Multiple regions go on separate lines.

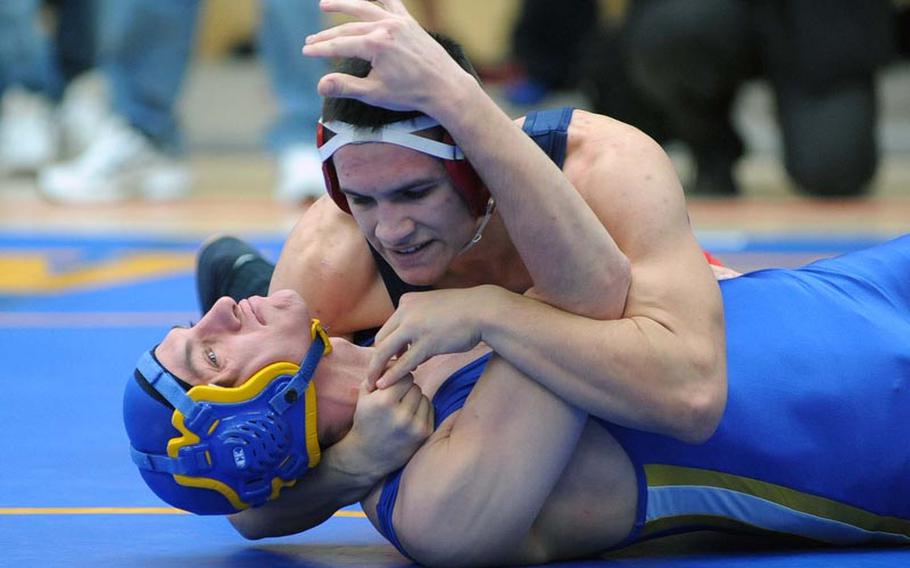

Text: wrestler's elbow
xmin=547 ymin=253 xmax=631 ymax=320
xmin=671 ymin=354 xmax=726 ymax=444
xmin=229 ymin=509 xmax=315 ymax=540
xmin=229 ymin=511 xmax=272 ymax=540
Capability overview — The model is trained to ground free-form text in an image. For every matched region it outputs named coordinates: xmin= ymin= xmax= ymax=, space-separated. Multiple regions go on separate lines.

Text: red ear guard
xmin=441 ymin=132 xmax=490 ymax=217
xmin=316 ymin=119 xmax=490 ymax=217
xmin=317 ymin=122 xmax=351 ymax=213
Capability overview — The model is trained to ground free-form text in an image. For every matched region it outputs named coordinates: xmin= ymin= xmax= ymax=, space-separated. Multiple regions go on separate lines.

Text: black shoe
xmin=195 ymin=236 xmax=275 ymax=314
xmin=688 ymin=156 xmax=739 ymax=198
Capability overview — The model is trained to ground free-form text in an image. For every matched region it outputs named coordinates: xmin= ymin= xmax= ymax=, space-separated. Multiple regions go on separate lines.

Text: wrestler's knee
xmin=785 ymin=138 xmax=877 ymax=197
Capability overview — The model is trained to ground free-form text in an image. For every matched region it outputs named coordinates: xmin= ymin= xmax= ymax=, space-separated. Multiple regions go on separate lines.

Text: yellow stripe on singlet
xmin=643 ymin=464 xmax=910 ymax=538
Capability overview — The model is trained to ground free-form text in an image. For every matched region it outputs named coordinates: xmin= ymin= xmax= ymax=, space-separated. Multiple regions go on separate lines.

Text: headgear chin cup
xmin=317 ymin=115 xmax=490 ymax=216
xmin=124 ymin=320 xmax=333 ymax=515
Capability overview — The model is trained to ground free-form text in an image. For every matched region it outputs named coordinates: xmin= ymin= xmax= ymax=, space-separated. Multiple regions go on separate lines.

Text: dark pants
xmin=511 ymin=0 xmax=599 ymax=89
xmin=47 ymin=0 xmax=99 ymax=87
xmin=623 ymin=0 xmax=890 ymax=197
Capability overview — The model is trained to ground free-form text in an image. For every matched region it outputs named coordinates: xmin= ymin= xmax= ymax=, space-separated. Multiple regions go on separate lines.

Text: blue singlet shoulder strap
xmin=521 ymin=107 xmax=574 ymax=168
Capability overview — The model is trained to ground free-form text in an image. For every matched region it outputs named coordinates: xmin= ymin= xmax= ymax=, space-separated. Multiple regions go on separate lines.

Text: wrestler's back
xmin=595 ymin=236 xmax=910 ymax=547
xmin=514 ymin=237 xmax=910 ymax=561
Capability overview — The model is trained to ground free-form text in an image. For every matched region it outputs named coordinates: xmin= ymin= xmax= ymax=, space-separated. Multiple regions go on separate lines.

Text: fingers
xmin=401 ymin=382 xmax=434 ymax=440
xmin=375 ymin=346 xmax=425 ymax=390
xmin=415 ymin=393 xmax=434 ymax=431
xmin=398 ymin=381 xmax=424 ymax=415
xmin=366 ymin=323 xmax=409 ymax=386
xmin=305 ymin=21 xmax=378 ymax=46
xmin=316 ymin=73 xmax=373 ymax=100
xmin=374 ymin=371 xmax=415 ymax=400
xmin=367 ymin=342 xmax=417 ymax=390
xmin=318 ymin=0 xmax=393 ymax=21
xmin=303 ymin=34 xmax=376 ymax=61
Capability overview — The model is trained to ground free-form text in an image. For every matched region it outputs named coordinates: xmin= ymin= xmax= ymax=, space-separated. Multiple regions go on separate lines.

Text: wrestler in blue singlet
xmin=375 ymin=235 xmax=910 ymax=558
xmin=605 ymin=234 xmax=910 ymax=547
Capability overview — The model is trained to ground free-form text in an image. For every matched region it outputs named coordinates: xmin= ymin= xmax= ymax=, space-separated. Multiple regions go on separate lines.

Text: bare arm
xmin=270 ymin=196 xmax=392 ymax=336
xmin=372 ymin=257 xmax=724 ymax=443
xmin=480 ymin=275 xmax=724 ymax=443
xmin=368 ymin=126 xmax=727 ymax=441
xmin=475 ymin=128 xmax=727 ymax=441
xmin=430 ymin=87 xmax=631 ymax=319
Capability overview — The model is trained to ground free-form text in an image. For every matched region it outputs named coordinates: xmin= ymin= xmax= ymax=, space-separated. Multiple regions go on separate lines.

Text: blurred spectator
xmin=621 ymin=0 xmax=896 ymax=197
xmin=39 ymin=0 xmax=326 ymax=204
xmin=505 ymin=0 xmax=600 ymax=106
xmin=0 ymin=0 xmax=103 ymax=175
xmin=898 ymin=0 xmax=910 ymax=58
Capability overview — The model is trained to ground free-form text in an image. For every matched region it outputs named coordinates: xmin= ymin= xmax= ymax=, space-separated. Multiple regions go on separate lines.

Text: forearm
xmin=431 ymin=83 xmax=630 ymax=318
xmin=478 ymin=287 xmax=726 ymax=442
xmin=229 ymin=438 xmax=390 ymax=539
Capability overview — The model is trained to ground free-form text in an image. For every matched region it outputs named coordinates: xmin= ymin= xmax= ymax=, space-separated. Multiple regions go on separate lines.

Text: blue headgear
xmin=123 ymin=319 xmax=332 ymax=515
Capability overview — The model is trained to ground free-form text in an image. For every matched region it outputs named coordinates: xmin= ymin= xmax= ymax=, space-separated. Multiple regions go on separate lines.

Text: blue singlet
xmin=374 ymin=236 xmax=910 ymax=557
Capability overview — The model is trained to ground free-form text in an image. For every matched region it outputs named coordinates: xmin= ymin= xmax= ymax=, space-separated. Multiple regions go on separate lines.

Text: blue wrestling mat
xmin=1 ymin=230 xmax=908 ymax=567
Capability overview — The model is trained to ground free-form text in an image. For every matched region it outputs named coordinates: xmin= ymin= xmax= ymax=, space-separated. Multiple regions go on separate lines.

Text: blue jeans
xmin=0 ymin=0 xmax=99 ymax=100
xmin=102 ymin=0 xmax=325 ymax=153
xmin=259 ymin=0 xmax=326 ymax=152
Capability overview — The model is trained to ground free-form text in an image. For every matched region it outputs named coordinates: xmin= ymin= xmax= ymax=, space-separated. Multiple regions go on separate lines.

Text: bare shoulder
xmin=564 ymin=110 xmax=677 ymax=197
xmin=513 ymin=109 xmax=682 ymax=219
xmin=271 ymin=197 xmax=393 ymax=335
xmin=564 ymin=109 xmax=689 ymax=259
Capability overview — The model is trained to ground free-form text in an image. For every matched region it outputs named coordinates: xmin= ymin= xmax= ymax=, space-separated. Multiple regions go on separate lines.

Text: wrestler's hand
xmin=302 ymin=0 xmax=476 ymax=115
xmin=366 ymin=286 xmax=496 ymax=390
xmin=332 ymin=374 xmax=434 ymax=477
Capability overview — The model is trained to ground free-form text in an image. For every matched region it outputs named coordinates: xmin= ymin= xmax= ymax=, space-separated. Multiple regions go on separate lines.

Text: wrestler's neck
xmin=312 ymin=337 xmax=371 ymax=447
xmin=439 ymin=212 xmax=531 ymax=292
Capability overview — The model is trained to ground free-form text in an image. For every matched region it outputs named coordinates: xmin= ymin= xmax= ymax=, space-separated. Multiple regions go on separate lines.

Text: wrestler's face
xmin=333 ymin=142 xmax=477 ymax=285
xmin=155 ymin=290 xmax=313 ymax=388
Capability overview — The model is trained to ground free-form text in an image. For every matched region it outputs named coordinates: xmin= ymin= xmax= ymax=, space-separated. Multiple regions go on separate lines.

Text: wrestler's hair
xmin=321 ymin=32 xmax=481 ymax=129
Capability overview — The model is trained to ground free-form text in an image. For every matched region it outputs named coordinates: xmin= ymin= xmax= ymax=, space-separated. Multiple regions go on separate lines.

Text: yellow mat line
xmin=0 ymin=507 xmax=367 ymax=518
xmin=0 ymin=507 xmax=188 ymax=515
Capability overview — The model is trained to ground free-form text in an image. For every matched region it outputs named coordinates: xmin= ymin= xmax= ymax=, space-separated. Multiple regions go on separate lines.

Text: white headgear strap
xmin=318 ymin=116 xmax=466 ymax=162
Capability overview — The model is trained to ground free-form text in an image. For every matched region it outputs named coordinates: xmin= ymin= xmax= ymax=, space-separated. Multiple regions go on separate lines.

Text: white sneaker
xmin=274 ymin=145 xmax=325 ymax=204
xmin=38 ymin=116 xmax=190 ymax=203
xmin=57 ymin=70 xmax=112 ymax=159
xmin=0 ymin=87 xmax=58 ymax=174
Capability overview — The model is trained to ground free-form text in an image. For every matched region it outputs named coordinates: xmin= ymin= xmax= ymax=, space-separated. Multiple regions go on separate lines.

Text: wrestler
xmin=125 ymin=236 xmax=910 ymax=567
xmin=206 ymin=0 xmax=726 ymax=447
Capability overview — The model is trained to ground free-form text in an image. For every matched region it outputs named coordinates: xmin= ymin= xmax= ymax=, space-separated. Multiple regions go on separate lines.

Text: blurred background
xmin=2 ymin=4 xmax=910 ymax=564
xmin=0 ymin=0 xmax=908 ymax=238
